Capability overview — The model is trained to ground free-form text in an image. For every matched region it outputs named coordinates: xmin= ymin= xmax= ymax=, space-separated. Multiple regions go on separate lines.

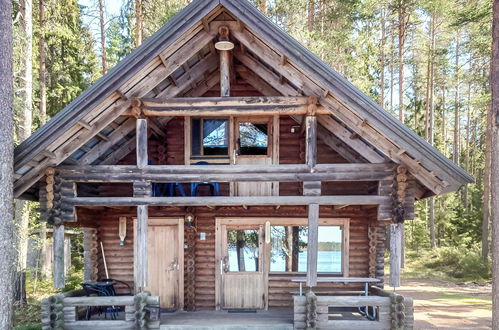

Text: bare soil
xmin=386 ymin=279 xmax=492 ymax=329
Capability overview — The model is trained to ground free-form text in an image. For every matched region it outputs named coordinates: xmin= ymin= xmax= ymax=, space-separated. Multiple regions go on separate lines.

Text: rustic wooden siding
xmin=82 ymin=205 xmax=383 ymax=308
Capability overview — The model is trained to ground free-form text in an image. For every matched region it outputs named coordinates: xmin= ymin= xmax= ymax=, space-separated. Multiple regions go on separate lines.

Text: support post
xmin=53 ymin=224 xmax=65 ymax=289
xmin=136 ymin=118 xmax=148 ymax=169
xmin=305 ymin=114 xmax=317 ymax=168
xmin=306 ymin=203 xmax=319 ymax=287
xmin=136 ymin=205 xmax=148 ymax=290
xmin=220 ymin=50 xmax=230 ymax=97
xmin=390 ymin=223 xmax=402 ymax=288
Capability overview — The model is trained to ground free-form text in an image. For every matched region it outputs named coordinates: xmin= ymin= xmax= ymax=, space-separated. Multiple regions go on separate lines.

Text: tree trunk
xmin=135 ymin=0 xmax=142 ymax=47
xmin=13 ymin=0 xmax=33 ymax=305
xmin=380 ymin=9 xmax=386 ymax=108
xmin=490 ymin=3 xmax=499 ymax=328
xmin=453 ymin=33 xmax=461 ymax=165
xmin=398 ymin=0 xmax=408 ymax=123
xmin=285 ymin=226 xmax=293 ymax=272
xmin=38 ymin=0 xmax=46 ymax=124
xmin=38 ymin=0 xmax=49 ymax=279
xmin=0 ymin=0 xmax=15 ymax=327
xmin=99 ymin=0 xmax=107 ymax=74
xmin=307 ymin=0 xmax=315 ymax=32
xmin=260 ymin=0 xmax=267 ymax=14
xmin=483 ymin=104 xmax=492 ymax=261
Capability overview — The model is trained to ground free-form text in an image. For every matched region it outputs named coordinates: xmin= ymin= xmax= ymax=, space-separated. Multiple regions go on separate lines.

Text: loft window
xmin=191 ymin=118 xmax=229 ymax=156
xmin=270 ymin=225 xmax=343 ymax=273
xmin=238 ymin=122 xmax=268 ymax=155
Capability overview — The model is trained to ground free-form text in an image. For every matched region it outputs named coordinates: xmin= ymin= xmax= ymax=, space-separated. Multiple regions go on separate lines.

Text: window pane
xmin=270 ymin=225 xmax=342 ymax=273
xmin=270 ymin=226 xmax=308 ymax=272
xmin=239 ymin=122 xmax=268 ymax=155
xmin=227 ymin=229 xmax=259 ymax=272
xmin=317 ymin=226 xmax=342 ymax=273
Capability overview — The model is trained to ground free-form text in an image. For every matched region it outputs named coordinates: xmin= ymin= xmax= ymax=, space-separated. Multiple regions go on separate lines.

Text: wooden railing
xmin=41 ymin=291 xmax=160 ymax=330
xmin=293 ymin=290 xmax=414 ymax=330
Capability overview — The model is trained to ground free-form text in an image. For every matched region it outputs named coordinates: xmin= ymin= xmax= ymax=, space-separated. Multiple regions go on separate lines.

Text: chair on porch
xmin=80 ymin=281 xmax=120 ymax=320
xmin=190 ymin=161 xmax=221 ymax=196
xmin=148 ymin=160 xmax=186 ymax=197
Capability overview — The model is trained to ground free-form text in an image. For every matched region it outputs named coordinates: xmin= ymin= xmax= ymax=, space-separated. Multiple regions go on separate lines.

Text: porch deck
xmin=159 ymin=309 xmax=294 ymax=330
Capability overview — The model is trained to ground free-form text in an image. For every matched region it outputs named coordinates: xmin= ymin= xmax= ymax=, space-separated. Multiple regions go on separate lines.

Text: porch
xmin=41 ymin=286 xmax=413 ymax=329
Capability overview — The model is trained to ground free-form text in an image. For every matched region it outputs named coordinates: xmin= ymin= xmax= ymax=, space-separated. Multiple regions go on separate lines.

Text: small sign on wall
xmin=200 ymin=232 xmax=206 ymax=240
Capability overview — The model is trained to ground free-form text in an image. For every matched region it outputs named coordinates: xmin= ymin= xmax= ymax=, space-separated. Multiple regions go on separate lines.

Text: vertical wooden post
xmin=136 ymin=205 xmax=148 ymax=290
xmin=305 ymin=114 xmax=317 ymax=168
xmin=307 ymin=203 xmax=319 ymax=287
xmin=53 ymin=224 xmax=65 ymax=288
xmin=136 ymin=118 xmax=148 ymax=168
xmin=390 ymin=223 xmax=402 ymax=287
xmin=220 ymin=50 xmax=230 ymax=97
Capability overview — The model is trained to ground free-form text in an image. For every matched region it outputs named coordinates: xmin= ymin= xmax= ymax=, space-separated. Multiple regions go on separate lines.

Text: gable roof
xmin=13 ymin=0 xmax=472 ymax=199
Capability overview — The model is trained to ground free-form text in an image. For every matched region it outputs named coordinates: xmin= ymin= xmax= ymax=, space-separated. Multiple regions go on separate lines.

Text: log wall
xmin=80 ymin=205 xmax=385 ymax=309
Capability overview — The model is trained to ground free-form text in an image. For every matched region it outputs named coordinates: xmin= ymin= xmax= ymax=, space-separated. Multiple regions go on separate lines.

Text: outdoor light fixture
xmin=118 ymin=217 xmax=127 ymax=246
xmin=215 ymin=26 xmax=234 ymax=50
xmin=185 ymin=213 xmax=195 ymax=228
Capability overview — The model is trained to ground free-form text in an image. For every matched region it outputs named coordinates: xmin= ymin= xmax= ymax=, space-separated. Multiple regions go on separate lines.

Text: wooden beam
xmin=317 ymin=125 xmax=366 ymax=163
xmin=306 ymin=203 xmax=319 ymax=287
xmin=79 ymin=118 xmax=136 ymax=165
xmin=53 ymin=224 xmax=65 ymax=289
xmin=318 ymin=116 xmax=385 ymax=163
xmin=136 ymin=119 xmax=148 ymax=169
xmin=305 ymin=115 xmax=317 ymax=168
xmin=65 ymin=195 xmax=390 ymax=207
xmin=389 ymin=223 xmax=402 ymax=287
xmin=135 ymin=205 xmax=148 ymax=290
xmin=220 ymin=49 xmax=231 ymax=96
xmin=235 ymin=66 xmax=280 ymax=96
xmin=57 ymin=163 xmax=397 ymax=183
xmin=123 ymin=96 xmax=329 ymax=117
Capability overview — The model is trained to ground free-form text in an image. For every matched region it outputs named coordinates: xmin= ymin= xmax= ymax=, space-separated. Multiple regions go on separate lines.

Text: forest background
xmin=8 ymin=0 xmax=494 ymax=328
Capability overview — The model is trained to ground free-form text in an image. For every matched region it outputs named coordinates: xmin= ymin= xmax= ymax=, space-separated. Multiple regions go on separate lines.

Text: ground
xmin=387 ymin=279 xmax=492 ymax=329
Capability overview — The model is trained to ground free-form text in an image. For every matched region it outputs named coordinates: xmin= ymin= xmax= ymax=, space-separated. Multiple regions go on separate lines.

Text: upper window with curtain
xmin=191 ymin=118 xmax=229 ymax=156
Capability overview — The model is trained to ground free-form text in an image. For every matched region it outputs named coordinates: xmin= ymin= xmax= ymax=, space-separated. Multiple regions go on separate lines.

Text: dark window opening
xmin=191 ymin=118 xmax=229 ymax=156
xmin=238 ymin=122 xmax=268 ymax=155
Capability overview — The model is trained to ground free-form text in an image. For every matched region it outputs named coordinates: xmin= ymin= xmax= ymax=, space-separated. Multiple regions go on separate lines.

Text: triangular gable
xmin=13 ymin=0 xmax=472 ymax=198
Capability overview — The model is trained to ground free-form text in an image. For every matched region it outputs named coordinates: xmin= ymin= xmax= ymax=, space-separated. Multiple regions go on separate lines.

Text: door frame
xmin=215 ymin=217 xmax=268 ymax=310
xmin=133 ymin=217 xmax=185 ymax=309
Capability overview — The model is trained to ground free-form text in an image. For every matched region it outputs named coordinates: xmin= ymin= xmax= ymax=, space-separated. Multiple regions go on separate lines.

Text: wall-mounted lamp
xmin=185 ymin=213 xmax=196 ymax=228
xmin=119 ymin=217 xmax=127 ymax=245
xmin=290 ymin=125 xmax=300 ymax=133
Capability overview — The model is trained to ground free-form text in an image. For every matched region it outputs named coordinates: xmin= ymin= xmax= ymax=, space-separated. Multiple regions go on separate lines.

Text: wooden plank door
xmin=219 ymin=224 xmax=266 ymax=309
xmin=233 ymin=117 xmax=277 ymax=196
xmin=136 ymin=218 xmax=184 ymax=309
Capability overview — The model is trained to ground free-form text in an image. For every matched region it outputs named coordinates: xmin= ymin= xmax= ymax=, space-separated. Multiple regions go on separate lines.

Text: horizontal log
xmin=58 ymin=164 xmax=395 ymax=183
xmin=66 ymin=195 xmax=390 ymax=207
xmin=122 ymin=96 xmax=330 ymax=116
xmin=63 ymin=295 xmax=158 ymax=307
xmin=64 ymin=320 xmax=135 ymax=330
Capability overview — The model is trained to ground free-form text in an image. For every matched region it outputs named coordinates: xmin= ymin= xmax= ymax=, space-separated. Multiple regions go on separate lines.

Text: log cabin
xmin=14 ymin=0 xmax=473 ymax=329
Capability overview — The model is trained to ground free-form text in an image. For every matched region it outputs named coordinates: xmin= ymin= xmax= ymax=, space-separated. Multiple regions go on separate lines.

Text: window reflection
xmin=227 ymin=229 xmax=259 ymax=272
xmin=270 ymin=225 xmax=342 ymax=273
xmin=238 ymin=122 xmax=268 ymax=155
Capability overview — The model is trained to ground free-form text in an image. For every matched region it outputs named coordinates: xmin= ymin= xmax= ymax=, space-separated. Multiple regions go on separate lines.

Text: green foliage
xmin=404 ymin=246 xmax=491 ymax=282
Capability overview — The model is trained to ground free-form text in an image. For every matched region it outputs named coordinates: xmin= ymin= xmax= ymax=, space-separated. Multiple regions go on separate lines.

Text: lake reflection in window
xmin=270 ymin=226 xmax=342 ymax=273
xmin=227 ymin=229 xmax=259 ymax=272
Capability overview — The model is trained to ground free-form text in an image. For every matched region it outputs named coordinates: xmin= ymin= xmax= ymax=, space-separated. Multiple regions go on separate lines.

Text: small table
xmin=291 ymin=277 xmax=380 ymax=296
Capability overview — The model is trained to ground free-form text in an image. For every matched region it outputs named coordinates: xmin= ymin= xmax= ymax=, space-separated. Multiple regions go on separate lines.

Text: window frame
xmin=189 ymin=117 xmax=230 ymax=159
xmin=215 ymin=217 xmax=350 ymax=277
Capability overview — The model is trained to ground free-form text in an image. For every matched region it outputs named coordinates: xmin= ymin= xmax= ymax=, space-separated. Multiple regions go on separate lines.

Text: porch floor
xmin=159 ymin=309 xmax=294 ymax=330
